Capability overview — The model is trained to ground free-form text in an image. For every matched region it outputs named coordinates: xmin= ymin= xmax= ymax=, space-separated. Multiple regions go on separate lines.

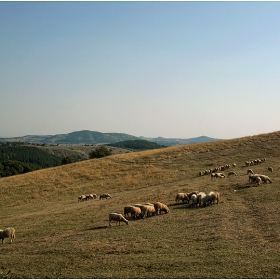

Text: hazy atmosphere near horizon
xmin=1 ymin=1 xmax=280 ymax=140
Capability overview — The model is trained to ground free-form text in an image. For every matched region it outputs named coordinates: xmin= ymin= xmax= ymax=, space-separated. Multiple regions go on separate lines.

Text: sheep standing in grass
xmin=141 ymin=205 xmax=156 ymax=218
xmin=78 ymin=195 xmax=86 ymax=202
xmin=186 ymin=191 xmax=199 ymax=201
xmin=124 ymin=205 xmax=134 ymax=217
xmin=268 ymin=167 xmax=273 ymax=172
xmin=0 ymin=227 xmax=15 ymax=244
xmin=190 ymin=194 xmax=198 ymax=207
xmin=259 ymin=175 xmax=272 ymax=184
xmin=197 ymin=192 xmax=206 ymax=207
xmin=130 ymin=206 xmax=142 ymax=219
xmin=109 ymin=213 xmax=129 ymax=226
xmin=207 ymin=191 xmax=220 ymax=205
xmin=100 ymin=193 xmax=112 ymax=200
xmin=228 ymin=171 xmax=237 ymax=177
xmin=175 ymin=193 xmax=189 ymax=203
xmin=86 ymin=194 xmax=97 ymax=200
xmin=154 ymin=202 xmax=169 ymax=215
xmin=215 ymin=173 xmax=226 ymax=178
xmin=249 ymin=174 xmax=262 ymax=185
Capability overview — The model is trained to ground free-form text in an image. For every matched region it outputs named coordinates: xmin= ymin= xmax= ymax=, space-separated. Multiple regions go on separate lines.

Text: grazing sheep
xmin=141 ymin=205 xmax=156 ymax=218
xmin=197 ymin=192 xmax=206 ymax=207
xmin=207 ymin=191 xmax=220 ymax=205
xmin=130 ymin=206 xmax=142 ymax=219
xmin=268 ymin=167 xmax=273 ymax=172
xmin=186 ymin=191 xmax=199 ymax=201
xmin=134 ymin=204 xmax=146 ymax=210
xmin=154 ymin=202 xmax=169 ymax=215
xmin=109 ymin=213 xmax=129 ymax=226
xmin=228 ymin=171 xmax=237 ymax=177
xmin=175 ymin=193 xmax=189 ymax=203
xmin=86 ymin=193 xmax=97 ymax=200
xmin=259 ymin=175 xmax=272 ymax=184
xmin=201 ymin=194 xmax=212 ymax=207
xmin=78 ymin=195 xmax=86 ymax=202
xmin=215 ymin=173 xmax=226 ymax=178
xmin=100 ymin=193 xmax=112 ymax=200
xmin=124 ymin=205 xmax=135 ymax=217
xmin=190 ymin=193 xmax=198 ymax=207
xmin=211 ymin=173 xmax=216 ymax=179
xmin=249 ymin=174 xmax=262 ymax=185
xmin=247 ymin=169 xmax=254 ymax=175
xmin=232 ymin=163 xmax=236 ymax=167
xmin=0 ymin=227 xmax=15 ymax=244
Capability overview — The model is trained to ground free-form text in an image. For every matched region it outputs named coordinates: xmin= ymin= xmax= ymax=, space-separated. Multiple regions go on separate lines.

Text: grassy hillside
xmin=1 ymin=131 xmax=280 ymax=278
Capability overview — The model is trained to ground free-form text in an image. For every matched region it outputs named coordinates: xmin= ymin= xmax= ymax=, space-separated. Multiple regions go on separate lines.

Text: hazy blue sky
xmin=1 ymin=1 xmax=280 ymax=139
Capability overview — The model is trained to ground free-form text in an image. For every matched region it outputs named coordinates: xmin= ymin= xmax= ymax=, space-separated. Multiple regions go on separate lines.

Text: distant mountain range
xmin=0 ymin=130 xmax=219 ymax=146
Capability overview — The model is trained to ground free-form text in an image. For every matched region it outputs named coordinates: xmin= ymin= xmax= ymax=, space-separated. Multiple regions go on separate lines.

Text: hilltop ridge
xmin=0 ymin=130 xmax=219 ymax=146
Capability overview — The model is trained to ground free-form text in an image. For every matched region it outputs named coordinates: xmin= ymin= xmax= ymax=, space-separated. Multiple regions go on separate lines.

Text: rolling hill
xmin=0 ymin=130 xmax=219 ymax=146
xmin=1 ymin=130 xmax=280 ymax=278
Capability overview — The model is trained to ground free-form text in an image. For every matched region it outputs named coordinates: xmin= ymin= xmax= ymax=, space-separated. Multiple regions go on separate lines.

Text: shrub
xmin=89 ymin=146 xmax=112 ymax=159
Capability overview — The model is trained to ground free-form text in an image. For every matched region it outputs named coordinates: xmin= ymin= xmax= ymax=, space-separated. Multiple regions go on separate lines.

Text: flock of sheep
xmin=2 ymin=155 xmax=275 ymax=241
xmin=175 ymin=191 xmax=220 ymax=207
xmin=198 ymin=163 xmax=236 ymax=177
xmin=109 ymin=202 xmax=170 ymax=227
xmin=247 ymin=169 xmax=273 ymax=186
xmin=245 ymin=158 xmax=266 ymax=166
xmin=78 ymin=193 xmax=111 ymax=202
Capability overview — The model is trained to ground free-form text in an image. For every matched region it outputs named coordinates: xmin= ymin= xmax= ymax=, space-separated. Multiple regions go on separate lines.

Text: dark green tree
xmin=61 ymin=156 xmax=75 ymax=165
xmin=89 ymin=146 xmax=112 ymax=159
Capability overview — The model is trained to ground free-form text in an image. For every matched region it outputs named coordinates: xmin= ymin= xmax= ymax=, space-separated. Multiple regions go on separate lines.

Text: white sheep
xmin=197 ymin=192 xmax=206 ymax=207
xmin=228 ymin=171 xmax=237 ymax=177
xmin=186 ymin=191 xmax=199 ymax=201
xmin=78 ymin=195 xmax=86 ymax=202
xmin=141 ymin=205 xmax=156 ymax=218
xmin=154 ymin=202 xmax=169 ymax=215
xmin=259 ymin=175 xmax=272 ymax=183
xmin=86 ymin=193 xmax=97 ymax=200
xmin=0 ymin=227 xmax=15 ymax=245
xmin=247 ymin=169 xmax=254 ymax=175
xmin=175 ymin=193 xmax=189 ymax=203
xmin=190 ymin=193 xmax=198 ymax=207
xmin=215 ymin=173 xmax=226 ymax=178
xmin=207 ymin=191 xmax=220 ymax=205
xmin=100 ymin=193 xmax=112 ymax=200
xmin=109 ymin=213 xmax=129 ymax=226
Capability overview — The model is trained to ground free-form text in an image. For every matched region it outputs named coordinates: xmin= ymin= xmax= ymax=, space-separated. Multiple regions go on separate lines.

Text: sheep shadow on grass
xmin=88 ymin=225 xmax=108 ymax=231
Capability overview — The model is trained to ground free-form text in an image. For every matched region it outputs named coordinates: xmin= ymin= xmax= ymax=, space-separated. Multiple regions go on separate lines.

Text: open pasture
xmin=1 ymin=131 xmax=280 ymax=278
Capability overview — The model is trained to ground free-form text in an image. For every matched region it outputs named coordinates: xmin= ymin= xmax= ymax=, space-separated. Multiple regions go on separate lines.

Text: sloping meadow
xmin=1 ymin=131 xmax=280 ymax=278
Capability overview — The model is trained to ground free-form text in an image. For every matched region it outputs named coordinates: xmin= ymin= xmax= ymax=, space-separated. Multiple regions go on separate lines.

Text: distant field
xmin=37 ymin=144 xmax=132 ymax=160
xmin=0 ymin=131 xmax=280 ymax=278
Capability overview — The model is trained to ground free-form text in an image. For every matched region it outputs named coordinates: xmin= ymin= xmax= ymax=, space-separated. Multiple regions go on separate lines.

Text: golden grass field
xmin=1 ymin=131 xmax=280 ymax=278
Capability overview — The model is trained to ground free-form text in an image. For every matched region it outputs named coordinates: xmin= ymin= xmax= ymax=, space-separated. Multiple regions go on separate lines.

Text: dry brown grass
xmin=1 ymin=131 xmax=280 ymax=278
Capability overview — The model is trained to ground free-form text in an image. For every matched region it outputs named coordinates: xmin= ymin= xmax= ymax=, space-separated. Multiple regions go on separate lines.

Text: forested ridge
xmin=0 ymin=142 xmax=61 ymax=177
xmin=108 ymin=139 xmax=166 ymax=150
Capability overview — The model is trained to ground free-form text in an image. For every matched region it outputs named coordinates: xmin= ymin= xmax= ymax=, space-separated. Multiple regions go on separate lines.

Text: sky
xmin=1 ymin=1 xmax=280 ymax=140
